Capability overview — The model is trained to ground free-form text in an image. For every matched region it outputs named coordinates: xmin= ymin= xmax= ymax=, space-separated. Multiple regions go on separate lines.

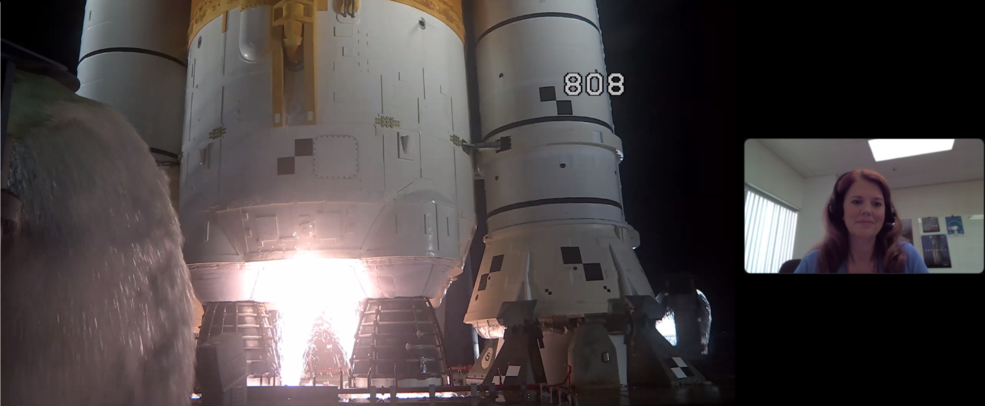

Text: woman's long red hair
xmin=807 ymin=169 xmax=907 ymax=273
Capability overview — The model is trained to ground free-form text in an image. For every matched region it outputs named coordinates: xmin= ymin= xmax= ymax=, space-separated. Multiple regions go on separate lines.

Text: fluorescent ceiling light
xmin=969 ymin=215 xmax=984 ymax=220
xmin=868 ymin=139 xmax=955 ymax=162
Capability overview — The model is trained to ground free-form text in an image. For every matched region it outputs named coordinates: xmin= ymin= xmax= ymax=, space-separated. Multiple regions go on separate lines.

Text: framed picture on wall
xmin=945 ymin=215 xmax=964 ymax=235
xmin=901 ymin=219 xmax=914 ymax=243
xmin=920 ymin=235 xmax=951 ymax=268
xmin=921 ymin=216 xmax=940 ymax=233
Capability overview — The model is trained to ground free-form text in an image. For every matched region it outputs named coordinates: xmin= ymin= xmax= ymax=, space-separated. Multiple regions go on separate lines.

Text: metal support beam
xmin=196 ymin=332 xmax=248 ymax=406
xmin=568 ymin=317 xmax=620 ymax=389
xmin=481 ymin=301 xmax=546 ymax=402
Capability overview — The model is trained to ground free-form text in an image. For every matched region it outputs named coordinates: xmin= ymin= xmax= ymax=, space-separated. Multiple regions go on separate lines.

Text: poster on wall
xmin=920 ymin=235 xmax=951 ymax=268
xmin=921 ymin=216 xmax=940 ymax=233
xmin=901 ymin=219 xmax=914 ymax=243
xmin=945 ymin=215 xmax=964 ymax=235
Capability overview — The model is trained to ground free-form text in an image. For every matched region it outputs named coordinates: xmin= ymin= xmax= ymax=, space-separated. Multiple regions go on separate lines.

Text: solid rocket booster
xmin=463 ymin=0 xmax=655 ymax=386
xmin=465 ymin=0 xmax=654 ymax=336
xmin=76 ymin=0 xmax=190 ymax=210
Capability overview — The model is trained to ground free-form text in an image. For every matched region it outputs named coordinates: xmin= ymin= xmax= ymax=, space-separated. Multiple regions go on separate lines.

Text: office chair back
xmin=779 ymin=259 xmax=801 ymax=274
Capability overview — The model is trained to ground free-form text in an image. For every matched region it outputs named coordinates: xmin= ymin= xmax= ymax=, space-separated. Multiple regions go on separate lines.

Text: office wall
xmin=791 ymin=175 xmax=838 ymax=259
xmin=792 ymin=178 xmax=984 ymax=273
xmin=892 ymin=180 xmax=984 ymax=273
xmin=743 ymin=140 xmax=804 ymax=209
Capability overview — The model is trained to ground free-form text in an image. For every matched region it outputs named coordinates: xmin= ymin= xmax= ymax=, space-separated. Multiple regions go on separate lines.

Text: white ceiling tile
xmin=953 ymin=138 xmax=983 ymax=156
xmin=756 ymin=139 xmax=812 ymax=177
xmin=951 ymin=138 xmax=984 ymax=167
xmin=942 ymin=139 xmax=983 ymax=182
xmin=872 ymin=151 xmax=952 ymax=178
xmin=784 ymin=161 xmax=814 ymax=178
xmin=885 ymin=171 xmax=947 ymax=189
xmin=774 ymin=139 xmax=862 ymax=149
xmin=946 ymin=164 xmax=985 ymax=183
xmin=798 ymin=141 xmax=875 ymax=176
xmin=751 ymin=139 xmax=980 ymax=188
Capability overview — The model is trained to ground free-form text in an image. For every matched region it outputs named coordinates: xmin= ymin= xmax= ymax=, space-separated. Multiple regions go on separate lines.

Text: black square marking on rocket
xmin=277 ymin=157 xmax=295 ymax=175
xmin=478 ymin=274 xmax=489 ymax=291
xmin=561 ymin=247 xmax=582 ymax=264
xmin=490 ymin=255 xmax=505 ymax=273
xmin=583 ymin=263 xmax=604 ymax=281
xmin=539 ymin=86 xmax=556 ymax=102
xmin=295 ymin=138 xmax=313 ymax=156
xmin=556 ymin=100 xmax=573 ymax=115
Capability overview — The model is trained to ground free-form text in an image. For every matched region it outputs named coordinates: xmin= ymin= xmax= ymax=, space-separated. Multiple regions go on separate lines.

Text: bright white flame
xmin=655 ymin=310 xmax=677 ymax=346
xmin=654 ymin=289 xmax=712 ymax=354
xmin=246 ymin=376 xmax=279 ymax=387
xmin=345 ymin=392 xmax=462 ymax=400
xmin=262 ymin=255 xmax=367 ymax=386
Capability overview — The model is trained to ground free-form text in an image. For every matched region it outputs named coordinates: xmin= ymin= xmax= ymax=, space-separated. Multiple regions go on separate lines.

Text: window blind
xmin=744 ymin=185 xmax=798 ymax=273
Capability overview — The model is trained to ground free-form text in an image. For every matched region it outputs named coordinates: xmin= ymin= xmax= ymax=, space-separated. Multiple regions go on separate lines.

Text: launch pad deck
xmin=191 ymin=354 xmax=734 ymax=406
xmin=191 ymin=384 xmax=734 ymax=406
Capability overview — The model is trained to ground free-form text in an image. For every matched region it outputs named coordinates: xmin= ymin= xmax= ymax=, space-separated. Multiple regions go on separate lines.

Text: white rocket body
xmin=80 ymin=0 xmax=476 ymax=308
xmin=179 ymin=1 xmax=475 ymax=307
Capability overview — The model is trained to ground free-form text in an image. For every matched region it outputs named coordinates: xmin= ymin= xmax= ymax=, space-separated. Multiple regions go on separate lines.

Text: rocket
xmin=76 ymin=0 xmax=698 ymax=392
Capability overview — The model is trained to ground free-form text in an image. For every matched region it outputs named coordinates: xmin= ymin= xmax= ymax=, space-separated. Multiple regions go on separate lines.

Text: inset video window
xmin=744 ymin=139 xmax=984 ymax=274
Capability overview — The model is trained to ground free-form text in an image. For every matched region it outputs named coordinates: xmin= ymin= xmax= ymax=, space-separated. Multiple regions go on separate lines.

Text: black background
xmin=5 ymin=0 xmax=742 ymax=389
xmin=598 ymin=1 xmax=736 ymax=358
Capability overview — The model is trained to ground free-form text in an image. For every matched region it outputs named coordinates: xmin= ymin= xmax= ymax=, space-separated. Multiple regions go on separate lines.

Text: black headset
xmin=828 ymin=171 xmax=896 ymax=228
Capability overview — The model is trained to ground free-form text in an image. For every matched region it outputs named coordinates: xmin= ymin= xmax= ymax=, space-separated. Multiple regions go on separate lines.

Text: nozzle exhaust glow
xmin=263 ymin=256 xmax=366 ymax=385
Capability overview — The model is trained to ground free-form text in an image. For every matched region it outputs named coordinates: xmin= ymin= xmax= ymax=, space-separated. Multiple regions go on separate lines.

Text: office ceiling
xmin=756 ymin=139 xmax=985 ymax=189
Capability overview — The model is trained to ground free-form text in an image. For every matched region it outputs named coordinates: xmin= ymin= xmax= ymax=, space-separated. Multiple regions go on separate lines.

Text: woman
xmin=794 ymin=169 xmax=929 ymax=273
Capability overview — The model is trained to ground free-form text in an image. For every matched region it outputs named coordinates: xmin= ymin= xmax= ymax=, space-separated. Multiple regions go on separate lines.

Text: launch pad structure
xmin=1 ymin=0 xmax=734 ymax=405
